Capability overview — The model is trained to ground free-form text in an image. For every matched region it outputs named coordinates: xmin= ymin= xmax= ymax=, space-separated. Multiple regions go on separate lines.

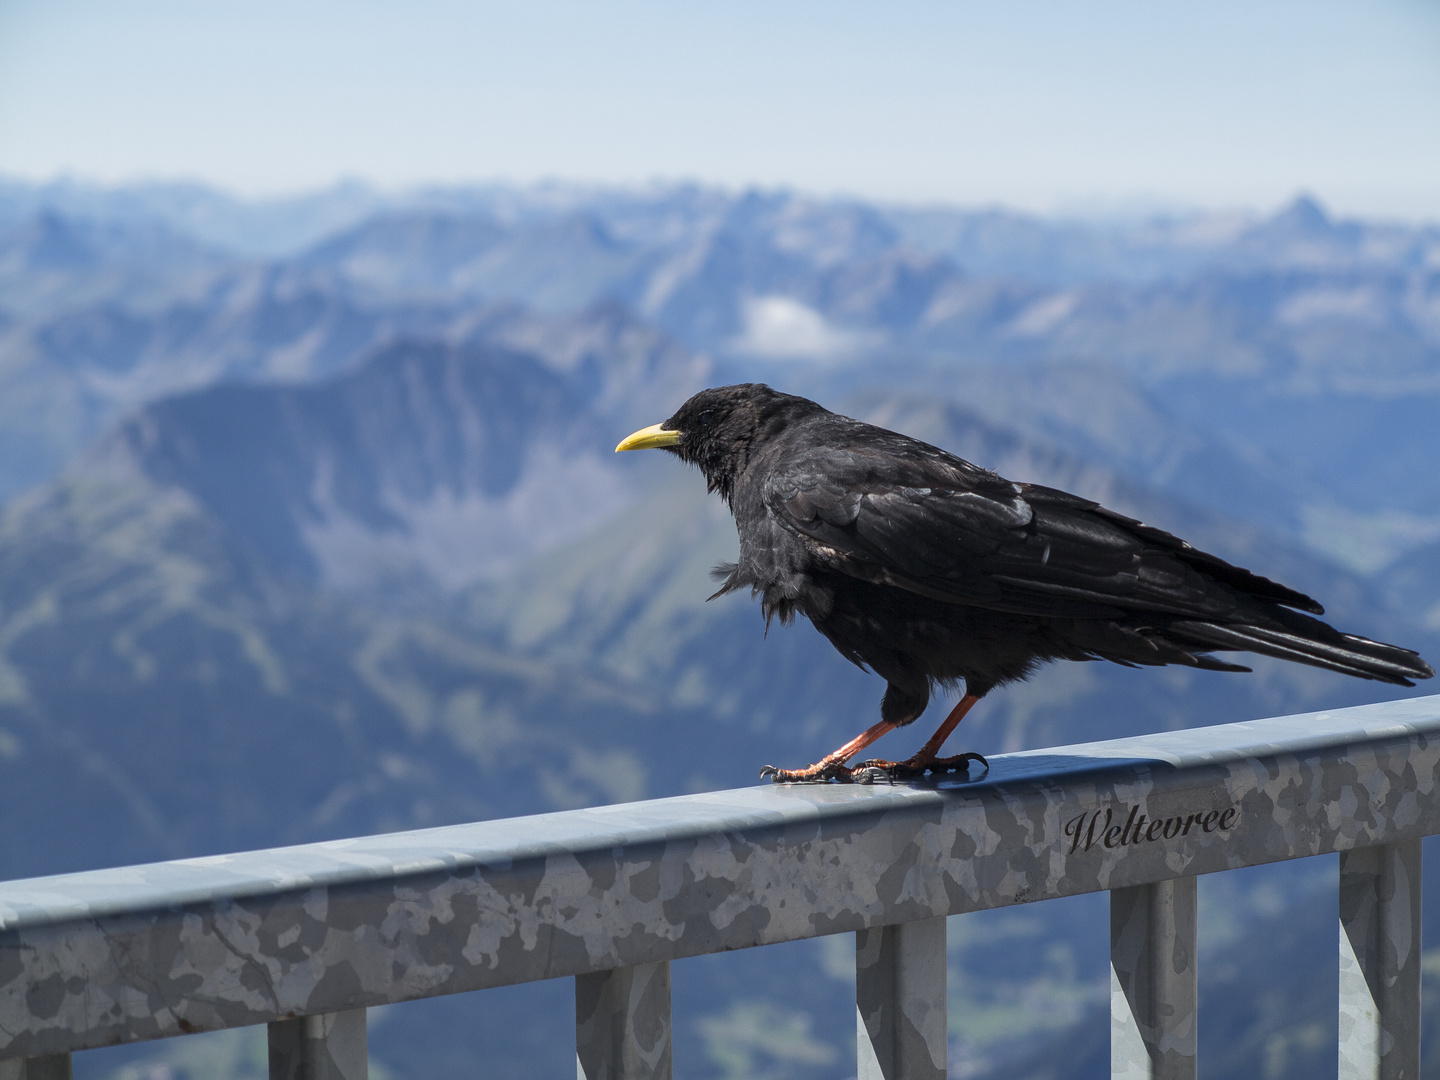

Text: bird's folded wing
xmin=766 ymin=465 xmax=1322 ymax=620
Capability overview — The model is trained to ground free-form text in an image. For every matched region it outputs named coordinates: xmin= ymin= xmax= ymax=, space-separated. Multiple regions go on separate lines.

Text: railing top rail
xmin=4 ymin=696 xmax=1437 ymax=930
xmin=2 ymin=694 xmax=1439 ymax=1059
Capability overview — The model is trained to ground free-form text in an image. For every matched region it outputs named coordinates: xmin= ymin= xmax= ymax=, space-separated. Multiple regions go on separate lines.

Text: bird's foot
xmin=759 ymin=760 xmax=858 ymax=784
xmin=760 ymin=753 xmax=986 ymax=785
xmin=851 ymin=751 xmax=990 ymax=782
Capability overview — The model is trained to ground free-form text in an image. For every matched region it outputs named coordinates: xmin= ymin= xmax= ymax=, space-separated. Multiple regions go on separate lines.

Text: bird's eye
xmin=699 ymin=409 xmax=716 ymax=423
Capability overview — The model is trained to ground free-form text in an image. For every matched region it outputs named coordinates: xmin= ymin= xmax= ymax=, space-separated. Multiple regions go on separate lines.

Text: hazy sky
xmin=2 ymin=0 xmax=1437 ymax=218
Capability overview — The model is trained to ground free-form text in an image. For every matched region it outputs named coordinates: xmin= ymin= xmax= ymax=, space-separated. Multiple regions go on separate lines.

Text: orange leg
xmin=855 ymin=693 xmax=988 ymax=780
xmin=914 ymin=692 xmax=981 ymax=762
xmin=759 ymin=718 xmax=897 ymax=783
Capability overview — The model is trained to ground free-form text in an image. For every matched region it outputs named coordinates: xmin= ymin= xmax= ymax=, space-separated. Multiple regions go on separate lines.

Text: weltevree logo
xmin=1063 ymin=804 xmax=1238 ymax=854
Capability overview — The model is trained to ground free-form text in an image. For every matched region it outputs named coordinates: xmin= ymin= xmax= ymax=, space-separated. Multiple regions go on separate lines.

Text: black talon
xmin=936 ymin=751 xmax=988 ymax=776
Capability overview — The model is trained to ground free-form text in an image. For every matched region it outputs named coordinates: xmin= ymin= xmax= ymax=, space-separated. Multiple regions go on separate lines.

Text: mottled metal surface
xmin=2 ymin=695 xmax=1439 ymax=1060
xmin=856 ymin=917 xmax=947 ymax=1080
xmin=0 ymin=1055 xmax=70 ymax=1080
xmin=575 ymin=962 xmax=671 ymax=1080
xmin=268 ymin=1010 xmax=368 ymax=1080
xmin=1339 ymin=840 xmax=1421 ymax=1080
xmin=1111 ymin=878 xmax=1197 ymax=1080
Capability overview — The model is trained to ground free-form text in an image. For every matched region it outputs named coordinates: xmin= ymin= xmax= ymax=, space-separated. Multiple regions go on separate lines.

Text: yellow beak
xmin=615 ymin=423 xmax=681 ymax=453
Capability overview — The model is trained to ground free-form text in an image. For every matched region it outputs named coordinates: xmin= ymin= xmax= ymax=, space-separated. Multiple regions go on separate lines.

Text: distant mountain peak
xmin=1271 ymin=193 xmax=1332 ymax=234
xmin=1226 ymin=192 xmax=1379 ymax=269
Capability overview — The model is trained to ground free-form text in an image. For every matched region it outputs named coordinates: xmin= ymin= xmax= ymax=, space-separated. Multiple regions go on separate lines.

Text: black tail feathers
xmin=1169 ymin=610 xmax=1434 ymax=687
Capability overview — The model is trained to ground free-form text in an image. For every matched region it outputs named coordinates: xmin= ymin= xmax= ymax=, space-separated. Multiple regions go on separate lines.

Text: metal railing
xmin=2 ymin=695 xmax=1438 ymax=1080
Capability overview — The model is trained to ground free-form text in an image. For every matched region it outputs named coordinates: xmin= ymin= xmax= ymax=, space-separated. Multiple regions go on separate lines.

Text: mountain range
xmin=1 ymin=177 xmax=1438 ymax=1080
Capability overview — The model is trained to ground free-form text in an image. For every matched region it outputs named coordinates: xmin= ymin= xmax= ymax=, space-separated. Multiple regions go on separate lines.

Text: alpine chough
xmin=616 ymin=384 xmax=1435 ymax=783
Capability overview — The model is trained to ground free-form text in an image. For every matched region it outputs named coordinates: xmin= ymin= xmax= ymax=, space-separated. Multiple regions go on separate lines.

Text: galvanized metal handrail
xmin=2 ymin=695 xmax=1438 ymax=1080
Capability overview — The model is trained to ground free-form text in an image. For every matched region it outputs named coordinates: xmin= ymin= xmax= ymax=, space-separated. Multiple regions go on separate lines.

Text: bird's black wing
xmin=761 ymin=432 xmax=1321 ymax=622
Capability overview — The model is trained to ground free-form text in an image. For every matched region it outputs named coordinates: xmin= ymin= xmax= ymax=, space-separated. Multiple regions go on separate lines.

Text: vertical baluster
xmin=1339 ymin=840 xmax=1421 ymax=1080
xmin=269 ymin=1009 xmax=368 ymax=1080
xmin=0 ymin=1055 xmax=72 ymax=1080
xmin=575 ymin=962 xmax=673 ymax=1080
xmin=1110 ymin=878 xmax=1197 ymax=1080
xmin=855 ymin=918 xmax=948 ymax=1080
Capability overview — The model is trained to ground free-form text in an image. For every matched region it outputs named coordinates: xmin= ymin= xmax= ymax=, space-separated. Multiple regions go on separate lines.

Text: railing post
xmin=268 ymin=1009 xmax=368 ymax=1080
xmin=0 ymin=1056 xmax=72 ymax=1080
xmin=1339 ymin=840 xmax=1422 ymax=1080
xmin=575 ymin=961 xmax=672 ymax=1080
xmin=1110 ymin=878 xmax=1197 ymax=1080
xmin=856 ymin=918 xmax=948 ymax=1080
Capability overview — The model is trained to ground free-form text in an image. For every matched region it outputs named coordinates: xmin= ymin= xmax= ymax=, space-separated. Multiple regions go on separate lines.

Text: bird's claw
xmin=760 ymin=761 xmax=855 ymax=784
xmin=761 ymin=752 xmax=987 ymax=785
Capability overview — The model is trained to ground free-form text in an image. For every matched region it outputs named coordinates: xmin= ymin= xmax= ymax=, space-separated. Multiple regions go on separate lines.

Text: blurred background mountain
xmin=1 ymin=177 xmax=1438 ymax=1079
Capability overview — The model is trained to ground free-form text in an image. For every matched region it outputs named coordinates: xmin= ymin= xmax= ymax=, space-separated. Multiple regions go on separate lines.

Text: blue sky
xmin=1 ymin=0 xmax=1437 ymax=218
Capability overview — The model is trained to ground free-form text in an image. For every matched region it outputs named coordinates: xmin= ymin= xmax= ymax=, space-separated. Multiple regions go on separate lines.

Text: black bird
xmin=616 ymin=384 xmax=1434 ymax=783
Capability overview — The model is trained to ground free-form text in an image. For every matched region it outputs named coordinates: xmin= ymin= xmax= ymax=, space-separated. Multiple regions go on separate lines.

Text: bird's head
xmin=616 ymin=383 xmax=818 ymax=503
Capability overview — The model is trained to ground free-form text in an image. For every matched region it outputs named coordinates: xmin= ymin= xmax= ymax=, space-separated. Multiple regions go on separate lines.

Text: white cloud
xmin=729 ymin=295 xmax=879 ymax=360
